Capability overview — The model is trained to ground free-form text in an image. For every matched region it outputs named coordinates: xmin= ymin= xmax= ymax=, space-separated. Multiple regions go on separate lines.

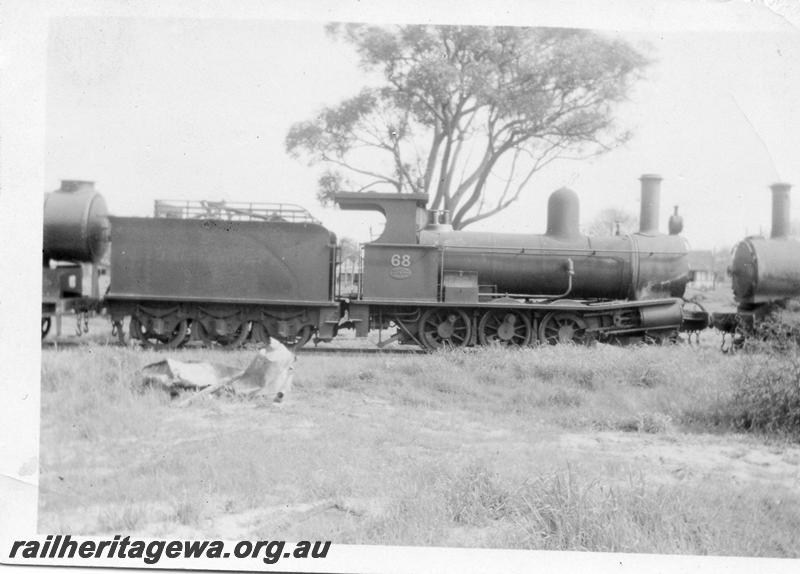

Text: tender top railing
xmin=153 ymin=199 xmax=320 ymax=223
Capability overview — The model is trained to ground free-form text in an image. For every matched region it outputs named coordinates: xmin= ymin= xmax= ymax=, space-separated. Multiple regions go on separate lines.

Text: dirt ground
xmin=38 ymin=367 xmax=800 ymax=546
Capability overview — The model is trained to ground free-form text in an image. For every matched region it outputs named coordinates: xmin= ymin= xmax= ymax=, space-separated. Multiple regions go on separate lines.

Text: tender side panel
xmin=107 ymin=217 xmax=334 ymax=303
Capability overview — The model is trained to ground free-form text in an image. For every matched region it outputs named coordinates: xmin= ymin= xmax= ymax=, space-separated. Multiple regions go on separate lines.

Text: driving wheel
xmin=477 ymin=309 xmax=532 ymax=346
xmin=538 ymin=312 xmax=590 ymax=345
xmin=418 ymin=308 xmax=472 ymax=350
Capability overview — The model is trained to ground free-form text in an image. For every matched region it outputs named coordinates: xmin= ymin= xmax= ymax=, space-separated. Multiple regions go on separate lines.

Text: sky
xmin=44 ymin=6 xmax=800 ymax=250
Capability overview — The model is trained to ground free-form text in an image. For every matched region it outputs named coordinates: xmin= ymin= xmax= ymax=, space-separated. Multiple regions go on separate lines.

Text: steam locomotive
xmin=710 ymin=182 xmax=800 ymax=343
xmin=42 ymin=180 xmax=109 ymax=339
xmin=42 ymin=174 xmax=695 ymax=350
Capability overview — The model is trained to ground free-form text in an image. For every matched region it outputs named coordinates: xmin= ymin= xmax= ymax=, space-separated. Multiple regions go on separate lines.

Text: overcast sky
xmin=44 ymin=6 xmax=800 ymax=249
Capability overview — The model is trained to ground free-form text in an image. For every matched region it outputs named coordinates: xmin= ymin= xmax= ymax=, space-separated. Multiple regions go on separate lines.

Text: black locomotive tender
xmin=44 ymin=174 xmax=737 ymax=351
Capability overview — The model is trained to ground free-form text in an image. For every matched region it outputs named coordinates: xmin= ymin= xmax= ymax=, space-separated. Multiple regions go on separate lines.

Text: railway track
xmin=297 ymin=346 xmax=426 ymax=355
xmin=42 ymin=338 xmax=426 ymax=355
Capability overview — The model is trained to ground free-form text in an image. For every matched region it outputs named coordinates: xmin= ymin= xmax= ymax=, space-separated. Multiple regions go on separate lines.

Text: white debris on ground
xmin=140 ymin=339 xmax=296 ymax=405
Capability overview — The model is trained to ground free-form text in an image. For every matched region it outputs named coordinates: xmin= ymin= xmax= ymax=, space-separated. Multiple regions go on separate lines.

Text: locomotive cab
xmin=335 ymin=191 xmax=439 ymax=304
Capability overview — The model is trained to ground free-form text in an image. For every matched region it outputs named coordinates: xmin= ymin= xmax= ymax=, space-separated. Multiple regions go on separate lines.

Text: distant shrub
xmin=742 ymin=309 xmax=800 ymax=354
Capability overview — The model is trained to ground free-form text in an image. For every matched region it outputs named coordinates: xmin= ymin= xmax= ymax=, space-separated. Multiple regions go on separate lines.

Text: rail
xmin=153 ymin=199 xmax=320 ymax=223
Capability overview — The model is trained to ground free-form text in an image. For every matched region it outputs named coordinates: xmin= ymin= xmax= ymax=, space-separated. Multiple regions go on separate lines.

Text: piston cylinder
xmin=639 ymin=299 xmax=683 ymax=329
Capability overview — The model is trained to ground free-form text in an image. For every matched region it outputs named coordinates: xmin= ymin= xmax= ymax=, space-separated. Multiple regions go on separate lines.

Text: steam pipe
xmin=480 ymin=258 xmax=575 ymax=300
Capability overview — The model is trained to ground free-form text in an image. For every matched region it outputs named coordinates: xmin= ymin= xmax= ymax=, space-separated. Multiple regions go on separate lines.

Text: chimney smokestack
xmin=60 ymin=180 xmax=95 ymax=193
xmin=770 ymin=182 xmax=791 ymax=239
xmin=639 ymin=174 xmax=661 ymax=234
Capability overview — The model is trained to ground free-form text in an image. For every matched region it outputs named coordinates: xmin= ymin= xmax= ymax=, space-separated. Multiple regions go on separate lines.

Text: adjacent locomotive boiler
xmin=336 ymin=174 xmax=690 ymax=349
xmin=709 ymin=182 xmax=800 ymax=344
xmin=730 ymin=183 xmax=800 ymax=310
xmin=42 ymin=180 xmax=110 ymax=338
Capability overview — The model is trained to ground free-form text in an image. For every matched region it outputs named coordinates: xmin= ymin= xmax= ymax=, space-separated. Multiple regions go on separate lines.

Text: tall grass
xmin=39 ymin=341 xmax=800 ymax=556
xmin=727 ymin=350 xmax=800 ymax=438
xmin=314 ymin=343 xmax=746 ymax=433
xmin=355 ymin=459 xmax=800 ymax=556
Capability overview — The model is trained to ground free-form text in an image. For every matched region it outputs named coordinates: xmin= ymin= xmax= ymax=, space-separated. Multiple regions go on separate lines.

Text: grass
xmin=38 ymin=340 xmax=800 ymax=556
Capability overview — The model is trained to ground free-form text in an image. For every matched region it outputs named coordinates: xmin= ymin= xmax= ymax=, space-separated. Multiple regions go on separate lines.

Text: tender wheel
xmin=538 ymin=312 xmax=590 ymax=345
xmin=418 ymin=308 xmax=472 ymax=350
xmin=478 ymin=310 xmax=532 ymax=346
xmin=280 ymin=325 xmax=313 ymax=349
xmin=42 ymin=317 xmax=52 ymax=340
xmin=196 ymin=320 xmax=251 ymax=349
xmin=130 ymin=316 xmax=189 ymax=349
xmin=220 ymin=321 xmax=250 ymax=349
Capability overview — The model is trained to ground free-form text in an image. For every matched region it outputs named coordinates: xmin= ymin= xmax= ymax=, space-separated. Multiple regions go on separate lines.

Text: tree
xmin=338 ymin=236 xmax=360 ymax=263
xmin=585 ymin=207 xmax=638 ymax=237
xmin=287 ymin=24 xmax=649 ymax=229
